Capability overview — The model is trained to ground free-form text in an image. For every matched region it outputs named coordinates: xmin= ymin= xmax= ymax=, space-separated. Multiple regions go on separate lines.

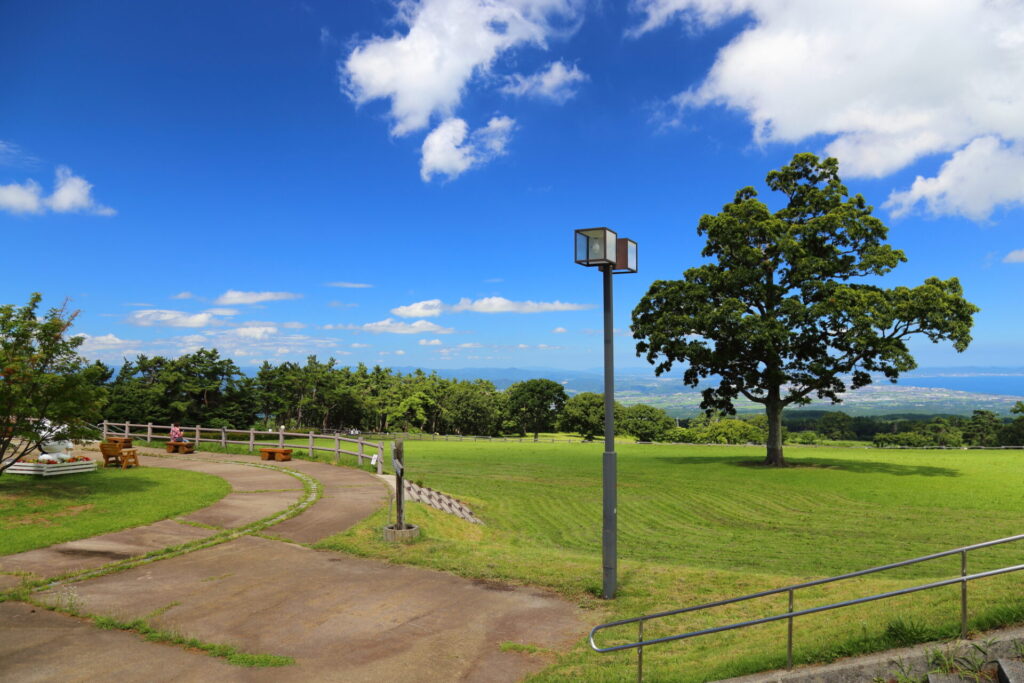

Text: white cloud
xmin=230 ymin=325 xmax=278 ymax=340
xmin=351 ymin=318 xmax=455 ymax=334
xmin=419 ymin=338 xmax=443 ymax=346
xmin=204 ymin=308 xmax=239 ymax=316
xmin=1004 ymin=249 xmax=1024 ymax=264
xmin=214 ymin=290 xmax=302 ymax=305
xmin=0 ymin=165 xmax=115 ymax=216
xmin=420 ymin=116 xmax=515 ymax=181
xmin=392 ymin=295 xmax=592 ymax=317
xmin=342 ymin=0 xmax=583 ymax=136
xmin=0 ymin=179 xmax=43 ymax=214
xmin=395 ymin=349 xmax=407 ymax=355
xmin=282 ymin=321 xmax=306 ymax=329
xmin=75 ymin=333 xmax=139 ymax=353
xmin=0 ymin=140 xmax=38 ymax=166
xmin=635 ymin=0 xmax=1024 ymax=218
xmin=326 ymin=281 xmax=373 ymax=288
xmin=45 ymin=166 xmax=116 ymax=215
xmin=502 ymin=60 xmax=587 ymax=102
xmin=392 ymin=299 xmax=445 ymax=318
xmin=884 ymin=137 xmax=1024 ymax=220
xmin=552 ymin=326 xmax=567 ymax=333
xmin=350 ymin=342 xmax=371 ymax=348
xmin=458 ymin=342 xmax=483 ymax=348
xmin=171 ymin=291 xmax=194 ymax=300
xmin=125 ymin=309 xmax=218 ymax=328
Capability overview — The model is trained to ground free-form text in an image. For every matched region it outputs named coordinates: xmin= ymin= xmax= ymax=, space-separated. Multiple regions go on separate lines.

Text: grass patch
xmin=315 ymin=441 xmax=1024 ymax=682
xmin=88 ymin=613 xmax=293 ymax=666
xmin=0 ymin=467 xmax=230 ymax=556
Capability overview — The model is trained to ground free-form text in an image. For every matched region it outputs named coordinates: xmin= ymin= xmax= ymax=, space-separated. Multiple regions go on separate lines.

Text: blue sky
xmin=2 ymin=0 xmax=1022 ymax=372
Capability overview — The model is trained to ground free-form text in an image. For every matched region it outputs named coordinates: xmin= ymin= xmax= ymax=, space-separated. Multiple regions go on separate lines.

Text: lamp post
xmin=574 ymin=227 xmax=637 ymax=600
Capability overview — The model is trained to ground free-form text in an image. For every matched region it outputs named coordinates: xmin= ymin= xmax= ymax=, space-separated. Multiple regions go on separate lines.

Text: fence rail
xmin=589 ymin=533 xmax=1024 ymax=682
xmin=100 ymin=420 xmax=385 ymax=473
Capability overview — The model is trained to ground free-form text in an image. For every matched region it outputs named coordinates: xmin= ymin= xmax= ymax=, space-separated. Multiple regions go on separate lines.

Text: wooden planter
xmin=7 ymin=461 xmax=98 ymax=477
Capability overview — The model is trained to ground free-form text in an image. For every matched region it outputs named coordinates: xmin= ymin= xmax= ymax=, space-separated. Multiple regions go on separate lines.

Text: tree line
xmin=93 ymin=349 xmax=1024 ymax=447
xmin=95 ymin=349 xmax=684 ymax=441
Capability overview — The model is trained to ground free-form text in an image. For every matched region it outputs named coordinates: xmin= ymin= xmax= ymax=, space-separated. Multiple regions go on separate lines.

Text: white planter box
xmin=7 ymin=461 xmax=98 ymax=477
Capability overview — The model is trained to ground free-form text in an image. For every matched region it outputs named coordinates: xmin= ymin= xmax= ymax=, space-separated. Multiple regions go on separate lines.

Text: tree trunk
xmin=765 ymin=399 xmax=786 ymax=467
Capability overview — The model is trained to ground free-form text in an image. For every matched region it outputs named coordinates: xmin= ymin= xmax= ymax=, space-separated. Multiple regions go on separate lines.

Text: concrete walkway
xmin=0 ymin=448 xmax=586 ymax=682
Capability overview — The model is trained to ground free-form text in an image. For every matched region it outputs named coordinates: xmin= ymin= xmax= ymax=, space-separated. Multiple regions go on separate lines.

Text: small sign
xmin=393 ymin=457 xmax=403 ymax=475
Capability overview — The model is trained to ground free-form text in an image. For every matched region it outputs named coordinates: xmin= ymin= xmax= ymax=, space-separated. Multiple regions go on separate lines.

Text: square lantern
xmin=614 ymin=238 xmax=638 ymax=274
xmin=575 ymin=227 xmax=618 ymax=267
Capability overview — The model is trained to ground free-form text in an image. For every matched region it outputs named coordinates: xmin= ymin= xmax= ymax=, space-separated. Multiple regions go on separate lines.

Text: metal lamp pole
xmin=575 ymin=228 xmax=637 ymax=601
xmin=601 ymin=263 xmax=617 ymax=600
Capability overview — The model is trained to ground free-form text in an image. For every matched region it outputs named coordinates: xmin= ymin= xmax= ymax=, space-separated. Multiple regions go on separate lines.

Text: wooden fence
xmin=100 ymin=421 xmax=386 ymax=474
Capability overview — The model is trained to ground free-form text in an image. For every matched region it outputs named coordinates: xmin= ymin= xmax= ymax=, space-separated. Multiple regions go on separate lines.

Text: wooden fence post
xmin=124 ymin=421 xmax=130 ymax=437
xmin=357 ymin=439 xmax=364 ymax=465
xmin=221 ymin=427 xmax=226 ymax=450
xmin=278 ymin=425 xmax=284 ymax=449
xmin=334 ymin=434 xmax=340 ymax=465
xmin=147 ymin=422 xmax=153 ymax=443
xmin=102 ymin=420 xmax=108 ymax=440
xmin=195 ymin=425 xmax=201 ymax=445
xmin=376 ymin=443 xmax=383 ymax=475
xmin=248 ymin=429 xmax=254 ymax=453
xmin=308 ymin=431 xmax=314 ymax=459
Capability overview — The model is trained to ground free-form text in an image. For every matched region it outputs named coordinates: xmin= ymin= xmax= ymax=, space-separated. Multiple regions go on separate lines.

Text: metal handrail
xmin=590 ymin=533 xmax=1024 ymax=680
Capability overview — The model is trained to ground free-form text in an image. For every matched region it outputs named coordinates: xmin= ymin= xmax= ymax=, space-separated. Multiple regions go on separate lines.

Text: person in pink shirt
xmin=169 ymin=423 xmax=185 ymax=442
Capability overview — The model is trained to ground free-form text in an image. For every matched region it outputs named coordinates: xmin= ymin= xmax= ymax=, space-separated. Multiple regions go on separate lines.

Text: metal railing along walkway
xmin=590 ymin=533 xmax=1024 ymax=681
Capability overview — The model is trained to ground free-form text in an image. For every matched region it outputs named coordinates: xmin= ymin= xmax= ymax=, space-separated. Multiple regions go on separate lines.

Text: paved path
xmin=0 ymin=448 xmax=586 ymax=682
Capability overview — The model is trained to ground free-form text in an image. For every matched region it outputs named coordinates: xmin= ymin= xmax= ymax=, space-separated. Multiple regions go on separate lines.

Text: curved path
xmin=0 ymin=448 xmax=586 ymax=682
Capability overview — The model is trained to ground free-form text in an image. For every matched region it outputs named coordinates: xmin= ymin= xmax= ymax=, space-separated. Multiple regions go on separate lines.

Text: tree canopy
xmin=505 ymin=378 xmax=567 ymax=440
xmin=632 ymin=153 xmax=979 ymax=466
xmin=0 ymin=293 xmax=106 ymax=475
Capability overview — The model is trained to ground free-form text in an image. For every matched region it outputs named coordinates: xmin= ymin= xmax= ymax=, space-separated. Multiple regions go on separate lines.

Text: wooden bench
xmin=166 ymin=441 xmax=195 ymax=454
xmin=259 ymin=448 xmax=292 ymax=462
xmin=99 ymin=442 xmax=139 ymax=469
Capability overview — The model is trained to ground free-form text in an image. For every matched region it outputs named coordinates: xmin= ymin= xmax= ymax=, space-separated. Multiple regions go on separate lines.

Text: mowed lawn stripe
xmin=317 ymin=440 xmax=1024 ymax=681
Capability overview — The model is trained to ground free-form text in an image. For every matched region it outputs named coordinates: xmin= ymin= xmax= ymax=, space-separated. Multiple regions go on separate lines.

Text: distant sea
xmin=896 ymin=375 xmax=1024 ymax=397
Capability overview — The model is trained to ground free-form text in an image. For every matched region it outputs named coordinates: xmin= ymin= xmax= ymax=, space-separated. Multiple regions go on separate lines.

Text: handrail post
xmin=279 ymin=425 xmax=284 ymax=449
xmin=961 ymin=550 xmax=968 ymax=639
xmin=334 ymin=434 xmax=340 ymax=464
xmin=358 ymin=439 xmax=364 ymax=466
xmin=248 ymin=428 xmax=254 ymax=453
xmin=308 ymin=431 xmax=314 ymax=459
xmin=787 ymin=589 xmax=794 ymax=669
xmin=638 ymin=618 xmax=644 ymax=682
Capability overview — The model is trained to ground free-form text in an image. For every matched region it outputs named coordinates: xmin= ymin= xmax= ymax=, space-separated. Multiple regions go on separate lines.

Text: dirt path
xmin=0 ymin=449 xmax=587 ymax=682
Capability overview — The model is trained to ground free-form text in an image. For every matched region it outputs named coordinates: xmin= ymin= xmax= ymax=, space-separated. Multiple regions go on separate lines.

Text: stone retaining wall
xmin=404 ymin=481 xmax=482 ymax=525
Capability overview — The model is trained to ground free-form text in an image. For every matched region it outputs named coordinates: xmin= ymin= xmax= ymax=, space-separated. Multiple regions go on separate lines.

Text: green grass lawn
xmin=313 ymin=441 xmax=1024 ymax=682
xmin=0 ymin=467 xmax=231 ymax=556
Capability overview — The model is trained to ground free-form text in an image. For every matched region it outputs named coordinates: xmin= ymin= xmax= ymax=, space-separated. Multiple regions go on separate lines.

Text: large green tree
xmin=632 ymin=154 xmax=978 ymax=466
xmin=505 ymin=378 xmax=567 ymax=440
xmin=0 ymin=294 xmax=106 ymax=475
xmin=558 ymin=392 xmax=607 ymax=441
